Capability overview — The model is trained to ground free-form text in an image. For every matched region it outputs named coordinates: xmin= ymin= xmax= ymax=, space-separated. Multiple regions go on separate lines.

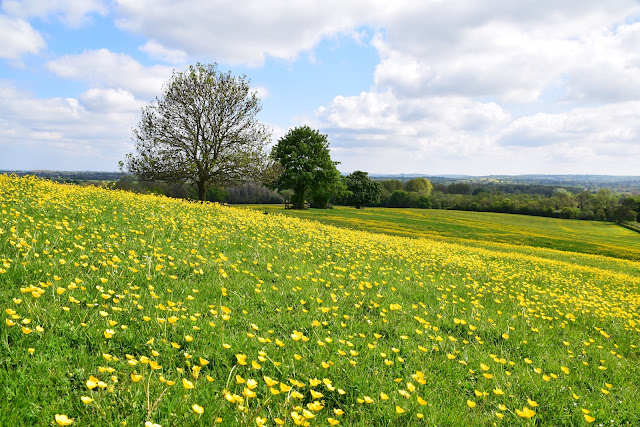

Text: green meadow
xmin=248 ymin=204 xmax=640 ymax=261
xmin=2 ymin=176 xmax=639 ymax=426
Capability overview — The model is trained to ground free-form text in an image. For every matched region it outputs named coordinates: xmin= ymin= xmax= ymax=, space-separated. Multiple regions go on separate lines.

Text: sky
xmin=1 ymin=1 xmax=640 ymax=175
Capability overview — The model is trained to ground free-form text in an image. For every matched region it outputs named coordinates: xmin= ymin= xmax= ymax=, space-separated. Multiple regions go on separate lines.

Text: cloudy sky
xmin=2 ymin=1 xmax=640 ymax=175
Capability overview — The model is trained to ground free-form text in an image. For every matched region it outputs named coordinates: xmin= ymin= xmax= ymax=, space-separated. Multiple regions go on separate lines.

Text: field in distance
xmin=246 ymin=205 xmax=640 ymax=262
xmin=2 ymin=176 xmax=639 ymax=426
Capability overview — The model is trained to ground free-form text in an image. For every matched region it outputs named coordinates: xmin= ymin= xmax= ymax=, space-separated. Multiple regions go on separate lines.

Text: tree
xmin=345 ymin=171 xmax=381 ymax=209
xmin=122 ymin=63 xmax=270 ymax=201
xmin=405 ymin=177 xmax=433 ymax=195
xmin=309 ymin=172 xmax=347 ymax=209
xmin=271 ymin=126 xmax=342 ymax=209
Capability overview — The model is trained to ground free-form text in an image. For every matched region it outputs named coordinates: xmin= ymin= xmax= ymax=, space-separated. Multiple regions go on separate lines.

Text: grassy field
xmin=2 ymin=176 xmax=640 ymax=426
xmin=246 ymin=205 xmax=640 ymax=262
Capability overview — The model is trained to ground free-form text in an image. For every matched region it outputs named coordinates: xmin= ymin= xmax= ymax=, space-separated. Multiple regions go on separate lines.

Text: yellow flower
xmin=327 ymin=418 xmax=340 ymax=425
xmin=182 ymin=378 xmax=194 ymax=389
xmin=584 ymin=414 xmax=596 ymax=423
xmin=264 ymin=376 xmax=279 ymax=387
xmin=131 ymin=373 xmax=143 ymax=382
xmin=516 ymin=407 xmax=536 ymax=418
xmin=80 ymin=396 xmax=93 ymax=404
xmin=395 ymin=406 xmax=405 ymax=414
xmin=55 ymin=414 xmax=74 ymax=425
xmin=467 ymin=400 xmax=476 ymax=408
xmin=416 ymin=396 xmax=427 ymax=405
xmin=527 ymin=399 xmax=538 ymax=407
xmin=243 ymin=387 xmax=257 ymax=398
xmin=192 ymin=404 xmax=204 ymax=414
xmin=380 ymin=392 xmax=389 ymax=400
xmin=86 ymin=376 xmax=99 ymax=389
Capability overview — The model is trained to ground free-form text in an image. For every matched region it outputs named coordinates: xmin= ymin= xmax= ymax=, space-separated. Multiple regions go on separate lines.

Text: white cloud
xmin=46 ymin=49 xmax=175 ymax=99
xmin=315 ymin=90 xmax=640 ymax=175
xmin=498 ymin=102 xmax=640 ymax=148
xmin=1 ymin=0 xmax=107 ymax=27
xmin=78 ymin=88 xmax=144 ymax=113
xmin=139 ymin=40 xmax=187 ymax=64
xmin=317 ymin=91 xmax=510 ymax=147
xmin=0 ymin=85 xmax=140 ymax=170
xmin=113 ymin=0 xmax=390 ymax=65
xmin=0 ymin=14 xmax=45 ymax=60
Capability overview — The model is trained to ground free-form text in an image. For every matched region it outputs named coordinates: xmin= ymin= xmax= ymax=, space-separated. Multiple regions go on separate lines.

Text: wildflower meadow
xmin=1 ymin=175 xmax=639 ymax=426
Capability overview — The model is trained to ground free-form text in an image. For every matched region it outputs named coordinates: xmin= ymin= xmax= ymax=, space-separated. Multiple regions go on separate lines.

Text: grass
xmin=1 ymin=176 xmax=640 ymax=426
xmin=247 ymin=204 xmax=640 ymax=261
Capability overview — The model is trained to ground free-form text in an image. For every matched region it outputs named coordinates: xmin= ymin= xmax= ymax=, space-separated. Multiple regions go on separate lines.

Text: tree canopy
xmin=122 ymin=63 xmax=270 ymax=201
xmin=405 ymin=177 xmax=433 ymax=195
xmin=271 ymin=126 xmax=343 ymax=209
xmin=345 ymin=170 xmax=381 ymax=209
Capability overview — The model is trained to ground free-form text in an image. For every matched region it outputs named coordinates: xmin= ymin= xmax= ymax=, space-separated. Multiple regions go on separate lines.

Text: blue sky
xmin=2 ymin=0 xmax=640 ymax=175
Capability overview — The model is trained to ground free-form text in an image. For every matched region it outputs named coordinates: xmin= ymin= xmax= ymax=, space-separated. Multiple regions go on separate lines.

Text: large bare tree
xmin=122 ymin=63 xmax=271 ymax=201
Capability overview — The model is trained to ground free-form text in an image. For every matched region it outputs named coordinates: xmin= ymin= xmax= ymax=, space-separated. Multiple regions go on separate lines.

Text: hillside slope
xmin=1 ymin=176 xmax=639 ymax=426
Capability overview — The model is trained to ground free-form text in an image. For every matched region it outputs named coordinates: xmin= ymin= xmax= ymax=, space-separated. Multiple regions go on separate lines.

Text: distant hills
xmin=370 ymin=174 xmax=640 ymax=190
xmin=2 ymin=170 xmax=639 ymax=191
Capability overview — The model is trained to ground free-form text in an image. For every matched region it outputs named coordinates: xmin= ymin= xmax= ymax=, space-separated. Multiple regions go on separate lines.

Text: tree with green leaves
xmin=405 ymin=177 xmax=433 ymax=195
xmin=271 ymin=126 xmax=342 ymax=209
xmin=345 ymin=170 xmax=381 ymax=209
xmin=122 ymin=63 xmax=271 ymax=201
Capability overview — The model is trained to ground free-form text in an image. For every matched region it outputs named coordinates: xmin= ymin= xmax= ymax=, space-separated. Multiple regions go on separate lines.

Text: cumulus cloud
xmin=317 ymin=91 xmax=510 ymax=148
xmin=0 ymin=85 xmax=139 ymax=170
xmin=315 ymin=91 xmax=640 ymax=175
xmin=139 ymin=40 xmax=187 ymax=64
xmin=1 ymin=0 xmax=107 ymax=27
xmin=113 ymin=0 xmax=390 ymax=65
xmin=78 ymin=88 xmax=144 ymax=113
xmin=498 ymin=102 xmax=640 ymax=148
xmin=0 ymin=14 xmax=46 ymax=60
xmin=46 ymin=49 xmax=175 ymax=99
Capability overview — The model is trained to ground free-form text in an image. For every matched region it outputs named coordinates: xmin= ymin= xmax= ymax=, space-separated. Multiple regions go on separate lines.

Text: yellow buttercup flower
xmin=516 ymin=407 xmax=535 ymax=418
xmin=55 ymin=414 xmax=74 ymax=425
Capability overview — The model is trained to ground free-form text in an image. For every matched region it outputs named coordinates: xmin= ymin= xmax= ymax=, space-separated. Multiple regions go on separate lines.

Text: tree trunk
xmin=198 ymin=181 xmax=207 ymax=201
xmin=291 ymin=186 xmax=306 ymax=209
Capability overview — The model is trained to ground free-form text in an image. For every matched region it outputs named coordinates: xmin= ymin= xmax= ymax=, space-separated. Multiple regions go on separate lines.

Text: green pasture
xmin=245 ymin=205 xmax=640 ymax=262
